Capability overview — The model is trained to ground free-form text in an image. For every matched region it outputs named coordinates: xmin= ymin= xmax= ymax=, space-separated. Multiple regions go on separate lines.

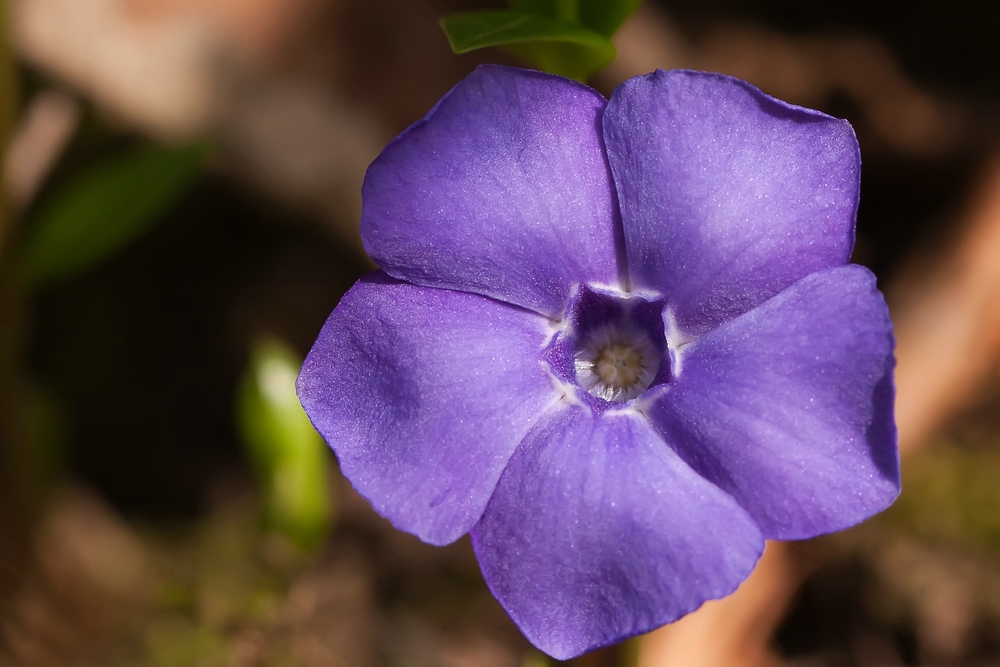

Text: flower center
xmin=541 ymin=286 xmax=669 ymax=409
xmin=575 ymin=323 xmax=661 ymax=403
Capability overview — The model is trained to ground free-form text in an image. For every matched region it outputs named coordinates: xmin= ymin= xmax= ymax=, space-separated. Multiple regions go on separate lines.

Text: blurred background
xmin=1 ymin=0 xmax=1000 ymax=665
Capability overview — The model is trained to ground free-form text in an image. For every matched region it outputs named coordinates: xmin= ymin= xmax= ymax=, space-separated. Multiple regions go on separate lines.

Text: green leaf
xmin=509 ymin=0 xmax=639 ymax=36
xmin=440 ymin=9 xmax=615 ymax=80
xmin=238 ymin=337 xmax=331 ymax=553
xmin=20 ymin=143 xmax=206 ymax=287
xmin=503 ymin=40 xmax=612 ymax=82
xmin=440 ymin=9 xmax=612 ymax=55
xmin=508 ymin=0 xmax=579 ymax=23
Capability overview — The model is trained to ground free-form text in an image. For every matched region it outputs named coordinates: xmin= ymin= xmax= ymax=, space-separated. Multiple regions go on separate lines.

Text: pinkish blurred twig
xmin=891 ymin=156 xmax=1000 ymax=455
xmin=2 ymin=89 xmax=80 ymax=207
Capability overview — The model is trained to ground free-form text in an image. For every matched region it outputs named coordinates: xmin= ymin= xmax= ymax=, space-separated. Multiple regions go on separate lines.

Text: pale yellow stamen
xmin=594 ymin=344 xmax=645 ymax=388
xmin=574 ymin=323 xmax=662 ymax=403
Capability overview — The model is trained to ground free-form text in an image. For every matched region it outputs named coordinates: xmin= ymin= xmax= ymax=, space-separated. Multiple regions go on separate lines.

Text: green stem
xmin=0 ymin=0 xmax=16 ymax=231
xmin=0 ymin=0 xmax=29 ymax=599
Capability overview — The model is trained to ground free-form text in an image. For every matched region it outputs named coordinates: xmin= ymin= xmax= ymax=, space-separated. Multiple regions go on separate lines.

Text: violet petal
xmin=362 ymin=65 xmax=620 ymax=318
xmin=647 ymin=265 xmax=899 ymax=540
xmin=297 ymin=272 xmax=558 ymax=545
xmin=471 ymin=404 xmax=765 ymax=660
xmin=604 ymin=69 xmax=859 ymax=335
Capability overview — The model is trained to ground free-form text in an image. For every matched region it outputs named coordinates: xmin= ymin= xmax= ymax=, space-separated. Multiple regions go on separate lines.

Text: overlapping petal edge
xmin=297 ymin=64 xmax=900 ymax=660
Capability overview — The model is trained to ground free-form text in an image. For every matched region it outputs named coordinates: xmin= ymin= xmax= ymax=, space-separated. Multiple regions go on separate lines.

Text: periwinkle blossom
xmin=297 ymin=65 xmax=900 ymax=659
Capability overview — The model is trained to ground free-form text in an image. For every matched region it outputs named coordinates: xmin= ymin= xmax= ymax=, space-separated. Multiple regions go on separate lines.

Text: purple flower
xmin=297 ymin=65 xmax=899 ymax=659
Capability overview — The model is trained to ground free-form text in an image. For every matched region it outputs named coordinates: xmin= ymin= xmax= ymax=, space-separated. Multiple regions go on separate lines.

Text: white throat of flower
xmin=574 ymin=323 xmax=661 ymax=403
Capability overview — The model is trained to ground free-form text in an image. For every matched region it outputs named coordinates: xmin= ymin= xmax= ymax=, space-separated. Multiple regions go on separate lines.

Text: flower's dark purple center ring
xmin=541 ymin=284 xmax=674 ymax=411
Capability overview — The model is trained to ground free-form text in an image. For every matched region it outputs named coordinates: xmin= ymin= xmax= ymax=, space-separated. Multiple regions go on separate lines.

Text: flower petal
xmin=297 ymin=272 xmax=558 ymax=545
xmin=471 ymin=404 xmax=764 ymax=660
xmin=647 ymin=265 xmax=899 ymax=540
xmin=604 ymin=69 xmax=859 ymax=334
xmin=362 ymin=65 xmax=620 ymax=318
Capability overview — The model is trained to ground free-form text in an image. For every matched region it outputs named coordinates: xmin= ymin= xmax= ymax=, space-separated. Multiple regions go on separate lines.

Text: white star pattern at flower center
xmin=575 ymin=323 xmax=661 ymax=403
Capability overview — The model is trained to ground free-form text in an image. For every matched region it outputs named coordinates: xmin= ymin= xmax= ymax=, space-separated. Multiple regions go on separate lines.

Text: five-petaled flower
xmin=297 ymin=65 xmax=900 ymax=660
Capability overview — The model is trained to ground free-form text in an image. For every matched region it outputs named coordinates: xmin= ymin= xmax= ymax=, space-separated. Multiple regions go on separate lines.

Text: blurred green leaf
xmin=510 ymin=0 xmax=640 ymax=36
xmin=20 ymin=143 xmax=206 ymax=287
xmin=440 ymin=9 xmax=615 ymax=80
xmin=521 ymin=650 xmax=553 ymax=667
xmin=504 ymin=39 xmax=613 ymax=82
xmin=239 ymin=337 xmax=331 ymax=553
xmin=885 ymin=443 xmax=1000 ymax=556
xmin=508 ymin=0 xmax=579 ymax=23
